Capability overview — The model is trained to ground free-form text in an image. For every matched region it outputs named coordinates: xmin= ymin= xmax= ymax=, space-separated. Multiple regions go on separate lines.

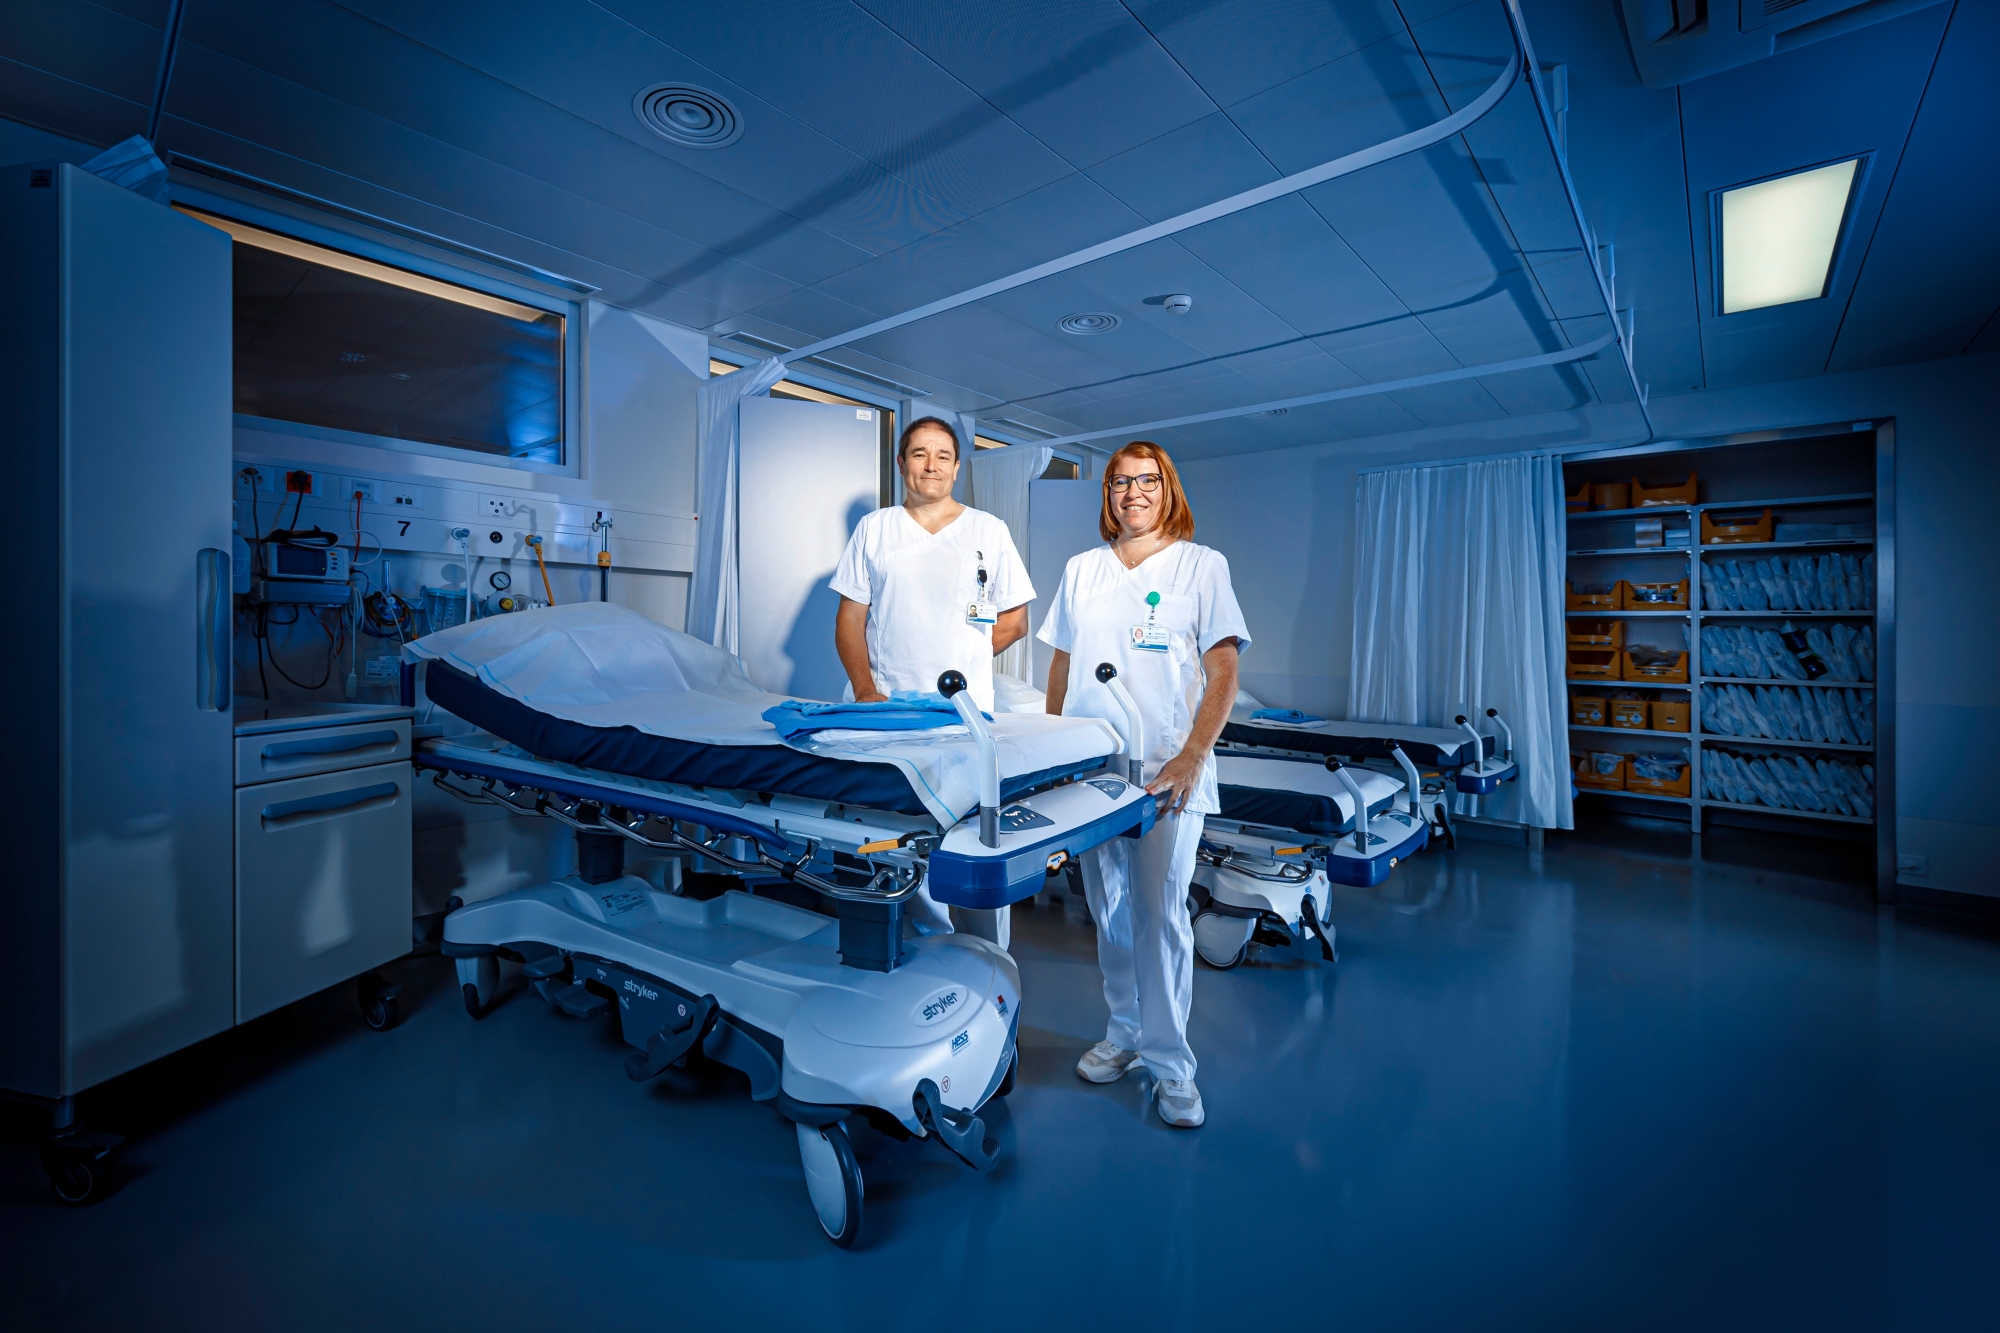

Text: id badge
xmin=1130 ymin=623 xmax=1170 ymax=652
xmin=966 ymin=601 xmax=997 ymax=626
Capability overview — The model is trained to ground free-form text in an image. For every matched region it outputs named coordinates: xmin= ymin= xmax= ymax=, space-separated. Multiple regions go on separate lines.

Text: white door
xmin=1026 ymin=479 xmax=1106 ymax=693
xmin=736 ymin=396 xmax=879 ymax=699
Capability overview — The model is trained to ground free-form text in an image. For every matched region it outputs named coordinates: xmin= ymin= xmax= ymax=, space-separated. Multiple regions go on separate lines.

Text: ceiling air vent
xmin=1057 ymin=313 xmax=1120 ymax=335
xmin=1245 ymin=408 xmax=1288 ymax=418
xmin=634 ymin=84 xmax=743 ymax=149
xmin=1618 ymin=0 xmax=1947 ymax=88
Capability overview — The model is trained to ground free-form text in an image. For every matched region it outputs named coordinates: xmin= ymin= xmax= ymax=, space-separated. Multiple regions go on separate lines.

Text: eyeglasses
xmin=1108 ymin=473 xmax=1163 ymax=493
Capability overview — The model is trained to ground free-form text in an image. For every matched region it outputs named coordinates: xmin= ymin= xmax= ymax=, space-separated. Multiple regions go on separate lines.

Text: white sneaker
xmin=1155 ymin=1078 xmax=1205 ymax=1128
xmin=1075 ymin=1041 xmax=1144 ymax=1084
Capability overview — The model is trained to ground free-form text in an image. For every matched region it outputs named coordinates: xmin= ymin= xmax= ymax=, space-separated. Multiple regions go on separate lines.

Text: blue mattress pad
xmin=424 ymin=661 xmax=1095 ymax=821
xmin=1219 ymin=722 xmax=1491 ymax=769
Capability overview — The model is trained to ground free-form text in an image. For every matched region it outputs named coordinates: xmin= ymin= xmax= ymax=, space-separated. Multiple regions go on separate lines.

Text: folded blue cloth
xmin=1250 ymin=707 xmax=1326 ymax=726
xmin=761 ymin=691 xmax=988 ymax=744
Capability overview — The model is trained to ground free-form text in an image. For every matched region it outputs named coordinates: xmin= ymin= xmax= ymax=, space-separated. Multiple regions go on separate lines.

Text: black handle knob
xmin=937 ymin=670 xmax=968 ymax=698
xmin=1486 ymin=708 xmax=1497 ymax=718
xmin=1095 ymin=662 xmax=1118 ymax=683
xmin=1455 ymin=715 xmax=1467 ymax=725
xmin=1324 ymin=757 xmax=1343 ymax=772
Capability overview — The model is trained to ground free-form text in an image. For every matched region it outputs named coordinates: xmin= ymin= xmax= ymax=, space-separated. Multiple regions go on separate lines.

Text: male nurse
xmin=830 ymin=416 xmax=1034 ymax=942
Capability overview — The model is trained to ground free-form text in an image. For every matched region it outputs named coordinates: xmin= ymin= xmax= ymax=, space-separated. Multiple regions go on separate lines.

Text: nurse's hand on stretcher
xmin=1147 ymin=750 xmax=1207 ymax=814
xmin=854 ymin=689 xmax=889 ymax=703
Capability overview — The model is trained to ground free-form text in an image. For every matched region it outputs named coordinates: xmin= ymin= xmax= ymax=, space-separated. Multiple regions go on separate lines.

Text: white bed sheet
xmin=406 ymin=603 xmax=1119 ymax=825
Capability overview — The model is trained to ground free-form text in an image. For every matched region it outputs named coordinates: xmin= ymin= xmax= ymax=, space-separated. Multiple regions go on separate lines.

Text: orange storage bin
xmin=1592 ymin=481 xmax=1631 ymax=511
xmin=1650 ymin=700 xmax=1690 ymax=732
xmin=1571 ymin=695 xmax=1607 ymax=727
xmin=1626 ymin=759 xmax=1692 ymax=797
xmin=1566 ymin=581 xmax=1621 ymax=612
xmin=1632 ymin=472 xmax=1697 ymax=507
xmin=1702 ymin=508 xmax=1774 ymax=544
xmin=1567 ymin=619 xmax=1625 ymax=649
xmin=1610 ymin=699 xmax=1650 ymax=730
xmin=1575 ymin=752 xmax=1627 ymax=791
xmin=1565 ymin=479 xmax=1591 ymax=513
xmin=1568 ymin=649 xmax=1621 ymax=681
xmin=1621 ymin=650 xmax=1689 ymax=684
xmin=1623 ymin=578 xmax=1689 ymax=611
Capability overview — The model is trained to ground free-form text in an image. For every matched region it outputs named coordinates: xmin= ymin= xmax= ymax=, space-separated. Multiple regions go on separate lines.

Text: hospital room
xmin=3 ymin=0 xmax=1997 ymax=1324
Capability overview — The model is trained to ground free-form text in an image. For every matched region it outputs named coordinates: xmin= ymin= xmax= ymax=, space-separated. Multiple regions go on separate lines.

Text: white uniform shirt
xmin=1036 ymin=541 xmax=1250 ymax=815
xmin=830 ymin=505 xmax=1033 ymax=713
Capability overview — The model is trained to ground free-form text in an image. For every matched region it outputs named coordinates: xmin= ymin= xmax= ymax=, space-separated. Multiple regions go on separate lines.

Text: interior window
xmin=184 ymin=209 xmax=566 ymax=465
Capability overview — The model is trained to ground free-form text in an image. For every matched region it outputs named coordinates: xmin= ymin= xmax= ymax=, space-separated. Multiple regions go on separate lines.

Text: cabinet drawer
xmin=235 ymin=761 xmax=413 ymax=1023
xmin=236 ymin=719 xmax=410 ymax=784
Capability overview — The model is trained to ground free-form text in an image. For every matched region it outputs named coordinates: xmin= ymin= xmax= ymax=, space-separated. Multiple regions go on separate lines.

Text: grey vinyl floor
xmin=6 ymin=817 xmax=1998 ymax=1331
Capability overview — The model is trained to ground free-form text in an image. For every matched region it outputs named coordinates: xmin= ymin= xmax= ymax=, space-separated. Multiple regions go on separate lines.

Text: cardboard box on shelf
xmin=1567 ymin=619 xmax=1625 ymax=649
xmin=1571 ymin=695 xmax=1607 ymax=727
xmin=1610 ymin=699 xmax=1649 ymax=729
xmin=1702 ymin=508 xmax=1775 ymax=544
xmin=1575 ymin=752 xmax=1626 ymax=791
xmin=1651 ymin=700 xmax=1690 ymax=732
xmin=1632 ymin=473 xmax=1697 ymax=507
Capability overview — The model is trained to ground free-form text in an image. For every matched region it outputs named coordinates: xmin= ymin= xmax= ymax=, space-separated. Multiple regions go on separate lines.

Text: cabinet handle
xmin=196 ymin=547 xmax=231 ymax=712
xmin=260 ymin=781 xmax=400 ymax=830
xmin=260 ymin=728 xmax=401 ymax=763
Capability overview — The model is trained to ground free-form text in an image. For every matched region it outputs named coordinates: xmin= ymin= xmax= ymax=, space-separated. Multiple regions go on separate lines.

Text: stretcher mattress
xmin=408 ymin=604 xmax=1120 ymax=826
xmin=1214 ymin=755 xmax=1401 ymax=836
xmin=1219 ymin=707 xmax=1491 ymax=768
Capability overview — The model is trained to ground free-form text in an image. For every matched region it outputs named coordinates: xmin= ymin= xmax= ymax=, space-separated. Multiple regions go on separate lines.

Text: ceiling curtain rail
xmin=1500 ymin=0 xmax=1655 ymax=438
xmin=1028 ymin=332 xmax=1618 ymax=449
xmin=778 ymin=14 xmax=1525 ymax=367
xmin=146 ymin=0 xmax=188 ymax=144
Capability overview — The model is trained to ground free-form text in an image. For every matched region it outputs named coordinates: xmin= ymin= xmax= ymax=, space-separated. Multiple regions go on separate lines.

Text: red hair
xmin=1099 ymin=441 xmax=1194 ymax=543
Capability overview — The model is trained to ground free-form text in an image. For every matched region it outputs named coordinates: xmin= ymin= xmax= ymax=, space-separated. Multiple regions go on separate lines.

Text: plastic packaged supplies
xmin=1700 ymin=683 xmax=1872 ymax=745
xmin=1701 ymin=553 xmax=1872 ymax=613
xmin=1629 ymin=753 xmax=1688 ymax=781
xmin=1702 ymin=748 xmax=1874 ymax=816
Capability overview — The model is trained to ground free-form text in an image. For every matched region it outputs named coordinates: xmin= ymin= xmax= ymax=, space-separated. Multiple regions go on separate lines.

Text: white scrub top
xmin=1036 ymin=541 xmax=1249 ymax=816
xmin=830 ymin=505 xmax=1033 ymax=713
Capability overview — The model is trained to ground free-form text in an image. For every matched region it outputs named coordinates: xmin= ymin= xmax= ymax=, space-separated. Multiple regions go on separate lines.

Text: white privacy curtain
xmin=969 ymin=444 xmax=1054 ymax=684
xmin=1350 ymin=454 xmax=1572 ymax=829
xmin=688 ymin=357 xmax=786 ymax=653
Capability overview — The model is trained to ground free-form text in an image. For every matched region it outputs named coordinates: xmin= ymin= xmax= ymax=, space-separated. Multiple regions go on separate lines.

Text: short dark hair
xmin=898 ymin=415 xmax=960 ymax=460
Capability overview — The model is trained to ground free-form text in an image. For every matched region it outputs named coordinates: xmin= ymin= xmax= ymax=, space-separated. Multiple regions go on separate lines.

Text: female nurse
xmin=830 ymin=415 xmax=1034 ymax=942
xmin=1036 ymin=441 xmax=1248 ymax=1128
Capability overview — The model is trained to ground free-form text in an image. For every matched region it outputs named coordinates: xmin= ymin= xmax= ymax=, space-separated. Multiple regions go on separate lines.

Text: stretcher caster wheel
xmin=356 ymin=972 xmax=403 ymax=1031
xmin=1192 ymin=910 xmax=1252 ymax=970
xmin=456 ymin=955 xmax=499 ymax=1019
xmin=798 ymin=1120 xmax=863 ymax=1248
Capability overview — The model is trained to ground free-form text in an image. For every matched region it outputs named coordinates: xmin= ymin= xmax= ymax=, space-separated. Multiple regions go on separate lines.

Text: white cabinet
xmin=233 ymin=706 xmax=414 ymax=1023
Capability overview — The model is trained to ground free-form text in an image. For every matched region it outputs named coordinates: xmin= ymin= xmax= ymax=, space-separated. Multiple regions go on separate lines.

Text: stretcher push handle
xmin=1391 ymin=745 xmax=1423 ymax=819
xmin=939 ymin=671 xmax=1001 ymax=848
xmin=1326 ymin=761 xmax=1372 ymax=853
xmin=1486 ymin=708 xmax=1514 ymax=762
xmin=1095 ymin=663 xmax=1145 ymax=785
xmin=1454 ymin=715 xmax=1487 ymax=773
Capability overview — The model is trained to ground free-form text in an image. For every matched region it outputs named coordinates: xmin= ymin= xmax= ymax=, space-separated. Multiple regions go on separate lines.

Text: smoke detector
xmin=1057 ymin=312 xmax=1120 ymax=335
xmin=1163 ymin=294 xmax=1193 ymax=314
xmin=634 ymin=84 xmax=744 ymax=149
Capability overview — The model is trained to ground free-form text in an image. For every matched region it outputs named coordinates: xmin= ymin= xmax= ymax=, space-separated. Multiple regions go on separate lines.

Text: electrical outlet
xmin=1896 ymin=853 xmax=1928 ymax=877
xmin=385 ymin=486 xmax=422 ymax=509
xmin=482 ymin=495 xmax=512 ymax=517
xmin=345 ymin=477 xmax=380 ymax=504
xmin=285 ymin=469 xmax=317 ymax=495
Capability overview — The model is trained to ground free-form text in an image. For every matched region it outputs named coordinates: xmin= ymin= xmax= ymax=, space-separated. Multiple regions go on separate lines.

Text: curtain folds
xmin=1349 ymin=454 xmax=1572 ymax=829
xmin=969 ymin=444 xmax=1054 ymax=684
xmin=688 ymin=358 xmax=786 ymax=653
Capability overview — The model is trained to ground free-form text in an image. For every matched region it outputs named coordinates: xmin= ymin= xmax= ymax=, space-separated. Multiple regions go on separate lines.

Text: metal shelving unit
xmin=1566 ymin=473 xmax=1881 ymax=836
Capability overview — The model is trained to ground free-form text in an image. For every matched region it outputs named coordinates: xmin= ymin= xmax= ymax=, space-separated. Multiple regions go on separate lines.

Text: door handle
xmin=260 ymin=729 xmax=401 ymax=763
xmin=196 ymin=547 xmax=231 ymax=711
xmin=259 ymin=781 xmax=401 ymax=831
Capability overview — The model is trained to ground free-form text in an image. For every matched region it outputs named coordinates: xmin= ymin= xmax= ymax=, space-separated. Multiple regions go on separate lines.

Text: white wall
xmin=1178 ymin=353 xmax=1999 ymax=899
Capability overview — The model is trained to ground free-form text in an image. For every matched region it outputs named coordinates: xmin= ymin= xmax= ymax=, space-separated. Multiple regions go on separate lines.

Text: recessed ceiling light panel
xmin=1058 ymin=312 xmax=1120 ymax=335
xmin=634 ymin=84 xmax=743 ymax=149
xmin=1719 ymin=158 xmax=1859 ymax=314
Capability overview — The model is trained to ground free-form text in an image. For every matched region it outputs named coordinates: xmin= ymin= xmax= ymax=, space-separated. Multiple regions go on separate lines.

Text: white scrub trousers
xmin=1081 ymin=807 xmax=1204 ymax=1082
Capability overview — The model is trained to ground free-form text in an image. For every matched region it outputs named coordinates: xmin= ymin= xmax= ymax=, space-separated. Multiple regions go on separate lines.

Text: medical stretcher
xmin=1216 ymin=706 xmax=1520 ymax=848
xmin=1190 ymin=754 xmax=1428 ymax=969
xmin=401 ymin=608 xmax=1153 ymax=1247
